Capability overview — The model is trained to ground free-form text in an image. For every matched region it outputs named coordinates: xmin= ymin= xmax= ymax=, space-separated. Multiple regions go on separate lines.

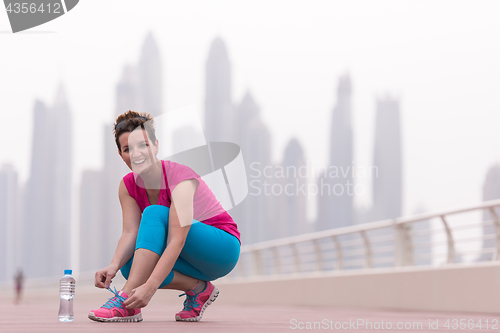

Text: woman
xmin=88 ymin=111 xmax=241 ymax=323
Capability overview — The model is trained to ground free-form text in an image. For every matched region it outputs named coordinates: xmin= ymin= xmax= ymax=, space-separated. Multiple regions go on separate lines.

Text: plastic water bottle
xmin=58 ymin=269 xmax=75 ymax=322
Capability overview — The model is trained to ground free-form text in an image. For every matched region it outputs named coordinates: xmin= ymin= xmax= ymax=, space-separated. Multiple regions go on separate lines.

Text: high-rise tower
xmin=23 ymin=100 xmax=51 ymax=277
xmin=138 ymin=32 xmax=163 ymax=117
xmin=204 ymin=37 xmax=234 ymax=143
xmin=316 ymin=74 xmax=354 ymax=230
xmin=231 ymin=91 xmax=272 ymax=243
xmin=0 ymin=164 xmax=19 ymax=281
xmin=278 ymin=138 xmax=308 ymax=237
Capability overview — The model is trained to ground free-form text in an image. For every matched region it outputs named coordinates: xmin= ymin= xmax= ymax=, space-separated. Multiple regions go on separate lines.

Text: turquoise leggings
xmin=120 ymin=205 xmax=240 ymax=288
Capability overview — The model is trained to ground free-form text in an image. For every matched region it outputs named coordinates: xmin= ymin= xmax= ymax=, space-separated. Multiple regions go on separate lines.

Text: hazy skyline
xmin=1 ymin=0 xmax=500 ymax=226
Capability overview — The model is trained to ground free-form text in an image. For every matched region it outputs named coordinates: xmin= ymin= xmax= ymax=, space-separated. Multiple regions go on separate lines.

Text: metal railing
xmin=230 ymin=199 xmax=500 ymax=278
xmin=2 ymin=200 xmax=500 ymax=290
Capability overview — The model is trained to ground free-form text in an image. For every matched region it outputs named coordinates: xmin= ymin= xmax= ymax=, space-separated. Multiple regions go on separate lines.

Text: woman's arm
xmin=110 ymin=179 xmax=143 ymax=269
xmin=95 ymin=179 xmax=142 ymax=288
xmin=145 ymin=179 xmax=197 ymax=289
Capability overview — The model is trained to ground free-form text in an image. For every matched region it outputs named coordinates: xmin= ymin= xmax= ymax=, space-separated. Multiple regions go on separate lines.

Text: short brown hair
xmin=113 ymin=110 xmax=156 ymax=151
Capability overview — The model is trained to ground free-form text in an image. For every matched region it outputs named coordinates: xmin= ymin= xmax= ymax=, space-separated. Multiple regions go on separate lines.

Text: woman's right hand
xmin=95 ymin=266 xmax=118 ymax=289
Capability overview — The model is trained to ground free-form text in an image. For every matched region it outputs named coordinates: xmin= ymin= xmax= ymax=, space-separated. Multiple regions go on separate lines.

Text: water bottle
xmin=58 ymin=269 xmax=75 ymax=322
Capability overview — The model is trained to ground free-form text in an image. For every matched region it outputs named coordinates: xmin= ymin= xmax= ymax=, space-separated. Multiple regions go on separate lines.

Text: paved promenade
xmin=0 ymin=285 xmax=498 ymax=332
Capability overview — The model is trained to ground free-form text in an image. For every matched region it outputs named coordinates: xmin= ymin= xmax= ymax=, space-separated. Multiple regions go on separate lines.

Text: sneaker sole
xmin=88 ymin=312 xmax=143 ymax=323
xmin=175 ymin=286 xmax=219 ymax=322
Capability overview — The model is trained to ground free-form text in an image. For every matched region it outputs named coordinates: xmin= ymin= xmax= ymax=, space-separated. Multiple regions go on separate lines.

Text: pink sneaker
xmin=88 ymin=287 xmax=143 ymax=322
xmin=175 ymin=281 xmax=219 ymax=322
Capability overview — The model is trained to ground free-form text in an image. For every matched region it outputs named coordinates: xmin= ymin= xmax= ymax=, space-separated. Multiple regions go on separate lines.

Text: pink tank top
xmin=123 ymin=160 xmax=240 ymax=243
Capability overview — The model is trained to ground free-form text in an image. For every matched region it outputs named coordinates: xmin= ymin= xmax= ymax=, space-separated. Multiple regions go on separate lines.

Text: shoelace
xmin=178 ymin=292 xmax=199 ymax=311
xmin=102 ymin=286 xmax=126 ymax=310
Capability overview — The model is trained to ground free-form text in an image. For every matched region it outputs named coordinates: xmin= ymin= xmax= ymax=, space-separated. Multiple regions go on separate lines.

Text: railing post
xmin=332 ymin=235 xmax=343 ymax=270
xmin=233 ymin=260 xmax=242 ymax=279
xmin=440 ymin=215 xmax=456 ymax=264
xmin=394 ymin=222 xmax=413 ymax=266
xmin=488 ymin=207 xmax=500 ymax=261
xmin=359 ymin=230 xmax=372 ymax=268
xmin=272 ymin=247 xmax=281 ymax=274
xmin=290 ymin=243 xmax=300 ymax=273
xmin=312 ymin=239 xmax=323 ymax=271
xmin=251 ymin=250 xmax=263 ymax=276
xmin=239 ymin=258 xmax=247 ymax=278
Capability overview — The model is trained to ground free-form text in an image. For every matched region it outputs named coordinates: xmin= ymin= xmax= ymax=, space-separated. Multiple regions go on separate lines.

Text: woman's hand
xmin=94 ymin=265 xmax=118 ymax=289
xmin=123 ymin=283 xmax=157 ymax=309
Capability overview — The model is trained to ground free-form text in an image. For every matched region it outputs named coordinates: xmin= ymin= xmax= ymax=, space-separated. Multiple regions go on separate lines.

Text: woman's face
xmin=118 ymin=129 xmax=159 ymax=173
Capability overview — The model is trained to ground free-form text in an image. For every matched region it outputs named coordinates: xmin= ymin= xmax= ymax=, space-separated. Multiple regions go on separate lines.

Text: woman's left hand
xmin=123 ymin=283 xmax=157 ymax=309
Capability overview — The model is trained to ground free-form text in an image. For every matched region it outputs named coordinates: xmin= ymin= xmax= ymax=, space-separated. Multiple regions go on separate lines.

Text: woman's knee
xmin=136 ymin=205 xmax=170 ymax=253
xmin=141 ymin=205 xmax=170 ymax=227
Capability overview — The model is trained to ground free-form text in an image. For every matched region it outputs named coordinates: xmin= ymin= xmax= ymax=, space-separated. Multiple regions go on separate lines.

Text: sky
xmin=1 ymin=1 xmax=500 ymax=255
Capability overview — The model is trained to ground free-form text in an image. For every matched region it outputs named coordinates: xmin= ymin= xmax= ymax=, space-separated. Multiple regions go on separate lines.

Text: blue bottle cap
xmin=64 ymin=269 xmax=72 ymax=275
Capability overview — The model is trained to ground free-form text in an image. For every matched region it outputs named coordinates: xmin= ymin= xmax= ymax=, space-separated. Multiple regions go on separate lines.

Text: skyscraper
xmin=203 ymin=38 xmax=273 ymax=243
xmin=23 ymin=100 xmax=51 ymax=278
xmin=0 ymin=164 xmax=19 ymax=281
xmin=372 ymin=96 xmax=402 ymax=221
xmin=277 ymin=138 xmax=308 ymax=237
xmin=24 ymin=85 xmax=73 ymax=278
xmin=115 ymin=65 xmax=140 ymax=117
xmin=316 ymin=74 xmax=354 ymax=231
xmin=204 ymin=37 xmax=234 ymax=143
xmin=79 ymin=170 xmax=105 ymax=272
xmin=137 ymin=32 xmax=163 ymax=117
xmin=231 ymin=91 xmax=273 ymax=243
xmin=360 ymin=96 xmax=403 ymax=268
